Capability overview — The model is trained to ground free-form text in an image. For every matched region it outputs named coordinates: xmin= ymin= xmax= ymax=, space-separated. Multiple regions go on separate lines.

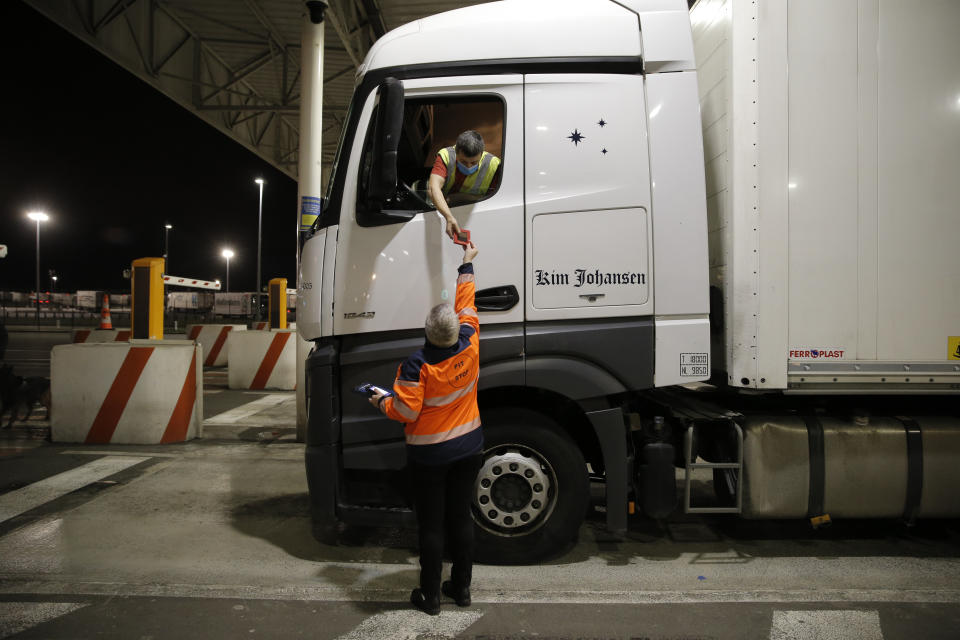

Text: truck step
xmin=683 ymin=419 xmax=743 ymax=515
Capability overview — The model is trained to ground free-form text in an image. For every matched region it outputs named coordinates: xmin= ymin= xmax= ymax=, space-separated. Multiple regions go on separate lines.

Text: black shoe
xmin=410 ymin=588 xmax=440 ymax=615
xmin=441 ymin=580 xmax=471 ymax=607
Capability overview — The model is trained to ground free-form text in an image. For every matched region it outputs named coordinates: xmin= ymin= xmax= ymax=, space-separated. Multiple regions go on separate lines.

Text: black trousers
xmin=409 ymin=454 xmax=483 ymax=598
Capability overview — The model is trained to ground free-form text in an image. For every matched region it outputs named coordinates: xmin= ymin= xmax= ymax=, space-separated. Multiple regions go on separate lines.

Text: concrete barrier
xmin=185 ymin=324 xmax=246 ymax=366
xmin=252 ymin=321 xmax=296 ymax=330
xmin=51 ymin=340 xmax=203 ymax=444
xmin=72 ymin=328 xmax=131 ymax=343
xmin=227 ymin=329 xmax=296 ymax=390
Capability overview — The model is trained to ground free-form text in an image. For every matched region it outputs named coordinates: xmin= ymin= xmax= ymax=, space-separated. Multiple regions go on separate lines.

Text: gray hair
xmin=425 ymin=303 xmax=459 ymax=347
xmin=455 ymin=130 xmax=484 ymax=158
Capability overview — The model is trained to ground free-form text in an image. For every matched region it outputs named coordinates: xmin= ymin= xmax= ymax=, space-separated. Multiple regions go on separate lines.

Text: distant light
xmin=255 ymin=178 xmax=265 ymax=185
xmin=27 ymin=211 xmax=49 ymax=222
xmin=222 ymin=248 xmax=234 ymax=259
xmin=52 ymin=276 xmax=57 ymax=281
xmin=165 ymin=224 xmax=173 ymax=229
xmin=215 ymin=280 xmax=221 ymax=285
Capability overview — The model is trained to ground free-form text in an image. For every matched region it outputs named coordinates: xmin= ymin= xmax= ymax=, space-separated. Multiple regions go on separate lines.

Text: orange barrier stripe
xmin=85 ymin=347 xmax=154 ymax=444
xmin=74 ymin=330 xmax=91 ymax=343
xmin=115 ymin=331 xmax=131 ymax=341
xmin=204 ymin=326 xmax=233 ymax=366
xmin=187 ymin=326 xmax=202 ymax=341
xmin=161 ymin=349 xmax=198 ymax=443
xmin=250 ymin=332 xmax=291 ymax=390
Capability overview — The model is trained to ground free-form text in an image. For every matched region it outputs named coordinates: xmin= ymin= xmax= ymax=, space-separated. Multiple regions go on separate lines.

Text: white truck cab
xmin=298 ymin=0 xmax=960 ymax=561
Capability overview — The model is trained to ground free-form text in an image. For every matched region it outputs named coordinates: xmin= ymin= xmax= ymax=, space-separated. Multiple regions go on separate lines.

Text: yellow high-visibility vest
xmin=438 ymin=146 xmax=500 ymax=195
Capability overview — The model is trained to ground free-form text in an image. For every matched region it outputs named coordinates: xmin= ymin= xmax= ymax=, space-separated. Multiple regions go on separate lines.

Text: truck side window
xmin=360 ymin=95 xmax=505 ymax=215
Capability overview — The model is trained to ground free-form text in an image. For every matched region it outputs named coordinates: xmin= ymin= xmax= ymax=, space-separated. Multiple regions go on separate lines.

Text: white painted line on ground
xmin=0 ymin=602 xmax=87 ymax=639
xmin=0 ymin=456 xmax=149 ymax=523
xmin=0 ymin=581 xmax=957 ymax=605
xmin=770 ymin=610 xmax=883 ymax=640
xmin=60 ymin=450 xmax=177 ymax=458
xmin=203 ymin=394 xmax=290 ymax=424
xmin=334 ymin=610 xmax=484 ymax=640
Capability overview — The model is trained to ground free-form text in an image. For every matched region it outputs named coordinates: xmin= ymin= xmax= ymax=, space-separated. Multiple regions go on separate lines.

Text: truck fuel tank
xmin=740 ymin=415 xmax=960 ymax=520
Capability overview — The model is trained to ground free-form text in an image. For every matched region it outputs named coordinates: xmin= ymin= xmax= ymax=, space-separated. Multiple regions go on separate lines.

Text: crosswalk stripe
xmin=203 ymin=393 xmax=290 ymax=424
xmin=770 ymin=610 xmax=883 ymax=640
xmin=61 ymin=450 xmax=176 ymax=458
xmin=0 ymin=455 xmax=149 ymax=523
xmin=334 ymin=610 xmax=484 ymax=640
xmin=0 ymin=602 xmax=87 ymax=639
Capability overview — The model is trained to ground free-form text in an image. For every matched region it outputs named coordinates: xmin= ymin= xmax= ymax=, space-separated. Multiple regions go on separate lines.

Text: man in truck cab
xmin=369 ymin=240 xmax=483 ymax=615
xmin=428 ymin=130 xmax=501 ymax=240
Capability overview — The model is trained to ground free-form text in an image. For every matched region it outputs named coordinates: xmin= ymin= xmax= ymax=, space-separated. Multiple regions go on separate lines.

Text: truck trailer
xmin=298 ymin=0 xmax=960 ymax=562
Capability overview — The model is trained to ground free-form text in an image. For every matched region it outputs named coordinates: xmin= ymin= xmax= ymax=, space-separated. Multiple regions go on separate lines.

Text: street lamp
xmin=27 ymin=211 xmax=49 ymax=325
xmin=221 ymin=248 xmax=234 ymax=293
xmin=164 ymin=224 xmax=173 ymax=271
xmin=254 ymin=178 xmax=265 ymax=320
xmin=51 ymin=275 xmax=58 ymax=290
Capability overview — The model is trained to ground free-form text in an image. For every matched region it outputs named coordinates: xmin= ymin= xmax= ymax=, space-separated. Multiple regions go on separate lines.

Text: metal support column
xmin=297 ymin=1 xmax=327 ymax=442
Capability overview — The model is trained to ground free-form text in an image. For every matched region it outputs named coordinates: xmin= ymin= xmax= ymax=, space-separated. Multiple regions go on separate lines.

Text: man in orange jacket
xmin=370 ymin=240 xmax=482 ymax=615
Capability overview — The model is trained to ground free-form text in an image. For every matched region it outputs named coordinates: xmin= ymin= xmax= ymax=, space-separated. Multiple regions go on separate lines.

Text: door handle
xmin=475 ymin=285 xmax=519 ymax=312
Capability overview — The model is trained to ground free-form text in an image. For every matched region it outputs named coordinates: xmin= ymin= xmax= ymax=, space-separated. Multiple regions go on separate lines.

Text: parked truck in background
xmin=167 ymin=291 xmax=214 ymax=312
xmin=297 ymin=0 xmax=960 ymax=562
xmin=214 ymin=292 xmax=255 ymax=317
xmin=75 ymin=290 xmax=105 ymax=310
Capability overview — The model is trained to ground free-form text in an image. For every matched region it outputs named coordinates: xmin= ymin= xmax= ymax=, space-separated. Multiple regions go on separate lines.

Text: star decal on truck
xmin=567 ymin=129 xmax=585 ymax=146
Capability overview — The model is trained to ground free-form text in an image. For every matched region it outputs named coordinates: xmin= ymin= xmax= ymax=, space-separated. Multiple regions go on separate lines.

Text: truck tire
xmin=473 ymin=408 xmax=589 ymax=564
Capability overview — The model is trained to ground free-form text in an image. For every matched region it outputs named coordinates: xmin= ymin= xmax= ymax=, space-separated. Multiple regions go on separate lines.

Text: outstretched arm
xmin=455 ymin=242 xmax=479 ymax=332
xmin=428 ymin=173 xmax=461 ymax=240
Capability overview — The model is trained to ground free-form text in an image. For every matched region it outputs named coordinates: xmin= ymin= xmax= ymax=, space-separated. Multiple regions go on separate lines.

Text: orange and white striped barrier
xmin=252 ymin=321 xmax=296 ymax=330
xmin=162 ymin=274 xmax=221 ymax=290
xmin=227 ymin=329 xmax=296 ymax=390
xmin=185 ymin=324 xmax=246 ymax=366
xmin=50 ymin=341 xmax=203 ymax=444
xmin=72 ymin=328 xmax=131 ymax=343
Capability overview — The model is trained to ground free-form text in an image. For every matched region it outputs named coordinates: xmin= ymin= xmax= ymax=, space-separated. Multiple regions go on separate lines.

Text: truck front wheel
xmin=473 ymin=408 xmax=590 ymax=564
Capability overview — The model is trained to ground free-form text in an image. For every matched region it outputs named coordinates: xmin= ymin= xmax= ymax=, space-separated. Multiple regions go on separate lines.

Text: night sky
xmin=0 ymin=1 xmax=299 ymax=294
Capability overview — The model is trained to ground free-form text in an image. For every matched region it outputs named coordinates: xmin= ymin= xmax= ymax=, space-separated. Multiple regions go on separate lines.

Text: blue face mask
xmin=457 ymin=161 xmax=480 ymax=176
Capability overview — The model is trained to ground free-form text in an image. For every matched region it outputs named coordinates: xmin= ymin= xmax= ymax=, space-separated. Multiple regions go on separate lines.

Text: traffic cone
xmin=99 ymin=294 xmax=113 ymax=330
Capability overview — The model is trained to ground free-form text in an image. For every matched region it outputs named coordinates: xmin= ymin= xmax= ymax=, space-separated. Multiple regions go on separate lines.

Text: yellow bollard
xmin=131 ymin=257 xmax=165 ymax=340
xmin=268 ymin=278 xmax=288 ymax=329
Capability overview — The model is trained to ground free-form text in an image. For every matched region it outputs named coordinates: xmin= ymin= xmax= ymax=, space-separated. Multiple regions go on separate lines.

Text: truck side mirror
xmin=365 ymin=77 xmax=404 ymax=205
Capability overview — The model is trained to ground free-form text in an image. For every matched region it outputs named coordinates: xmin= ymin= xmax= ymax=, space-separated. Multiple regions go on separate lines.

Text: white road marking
xmin=0 ymin=456 xmax=149 ymax=523
xmin=0 ymin=602 xmax=87 ymax=639
xmin=203 ymin=394 xmax=289 ymax=424
xmin=770 ymin=610 xmax=883 ymax=640
xmin=61 ymin=450 xmax=177 ymax=458
xmin=334 ymin=610 xmax=484 ymax=640
xmin=0 ymin=582 xmax=957 ymax=606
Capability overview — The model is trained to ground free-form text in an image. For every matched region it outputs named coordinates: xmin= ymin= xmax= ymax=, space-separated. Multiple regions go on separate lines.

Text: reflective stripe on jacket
xmin=438 ymin=146 xmax=500 ymax=196
xmin=382 ymin=263 xmax=482 ymax=464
